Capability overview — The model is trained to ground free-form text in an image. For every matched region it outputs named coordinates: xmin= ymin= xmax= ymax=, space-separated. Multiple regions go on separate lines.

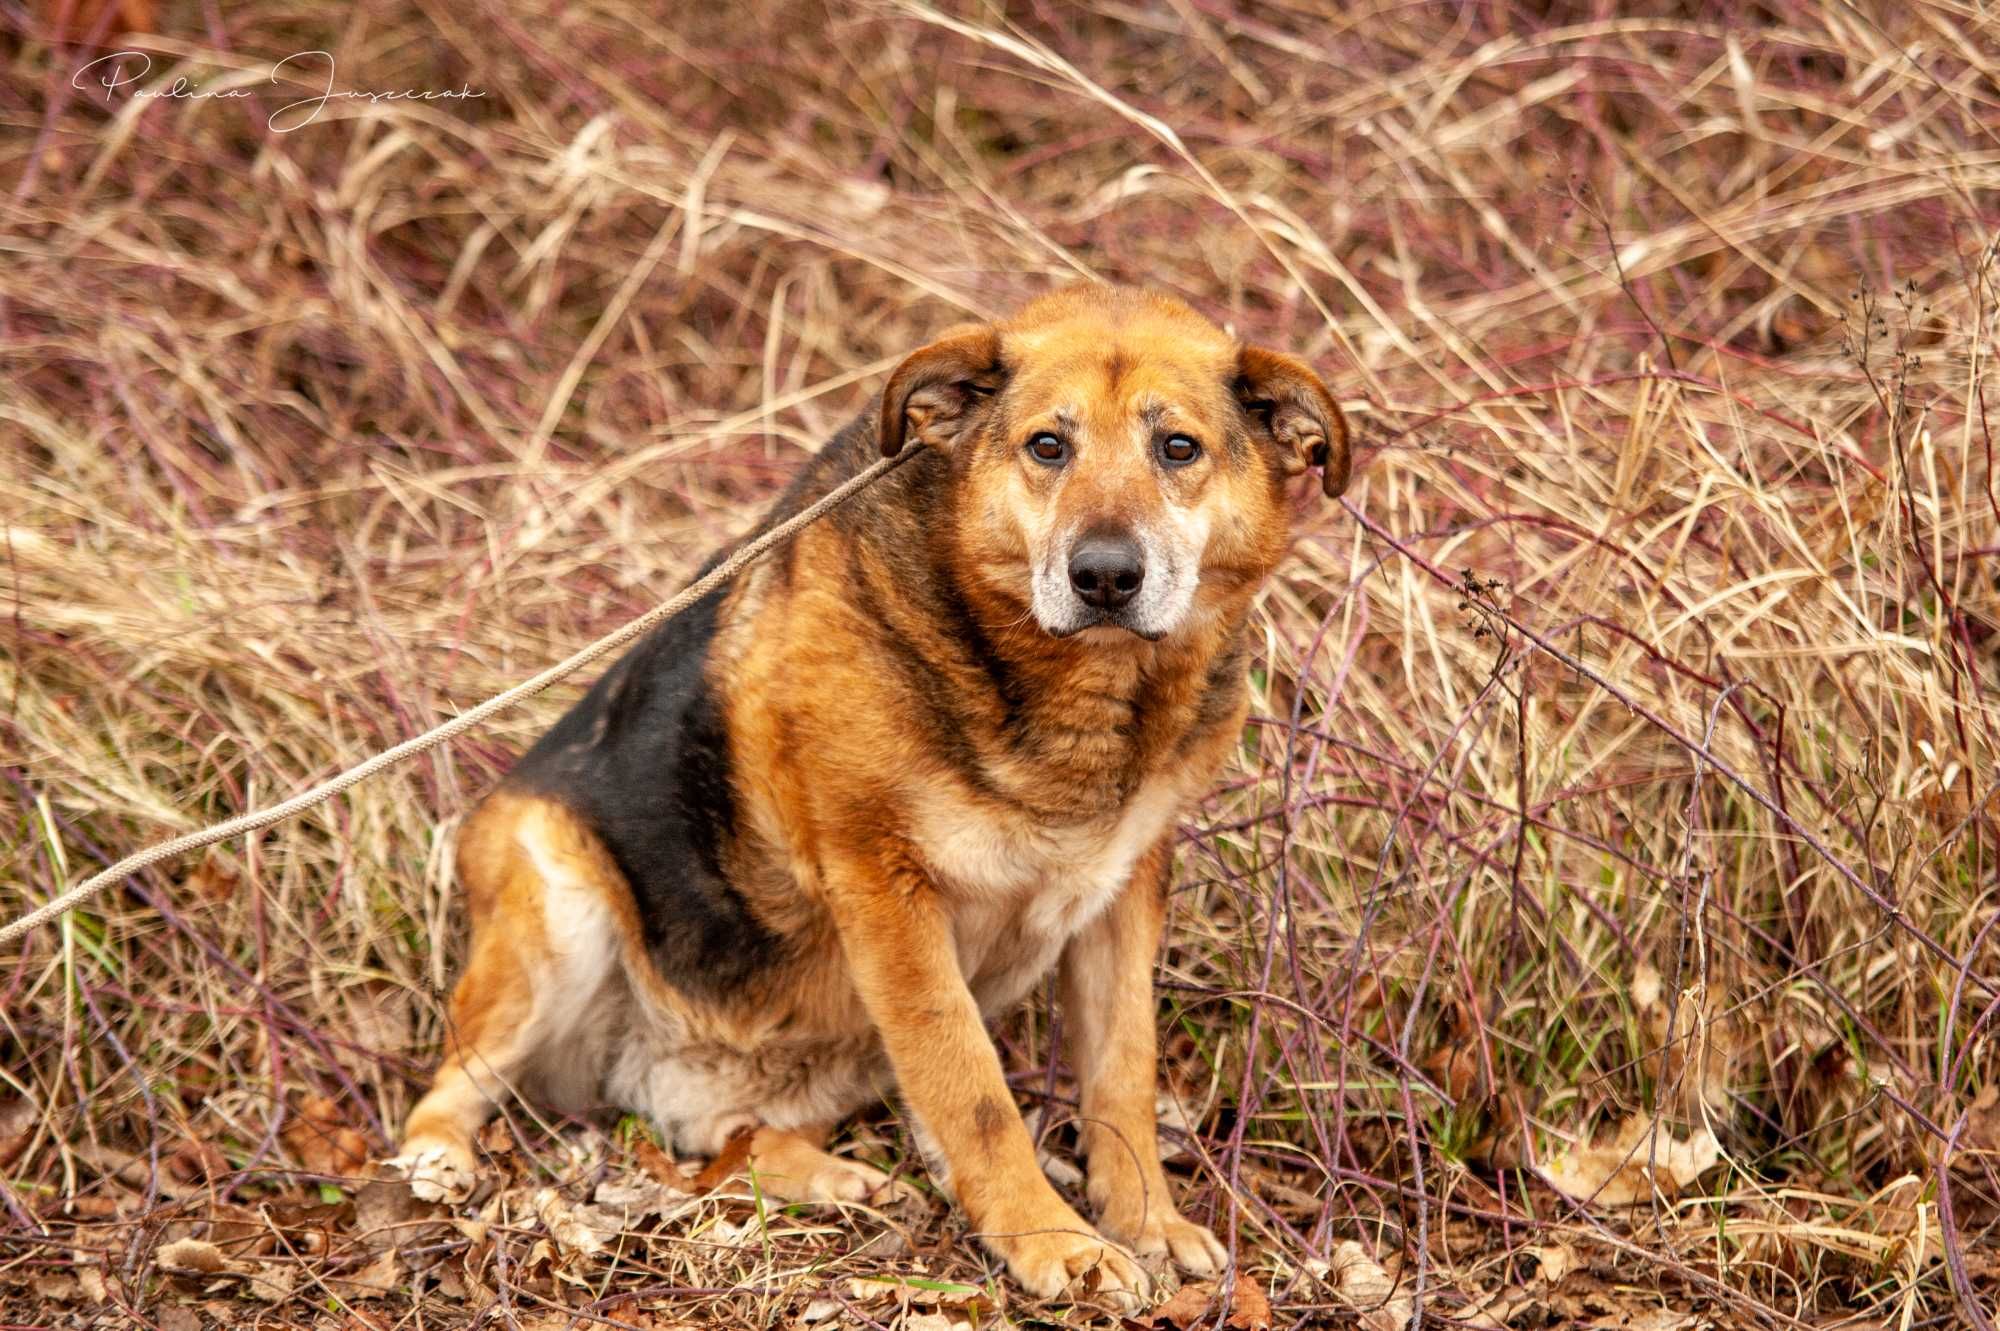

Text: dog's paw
xmin=382 ymin=1140 xmax=476 ymax=1204
xmin=789 ymin=1155 xmax=919 ymax=1207
xmin=985 ymin=1208 xmax=1150 ymax=1312
xmin=743 ymin=1129 xmax=922 ymax=1207
xmin=1108 ymin=1207 xmax=1227 ymax=1277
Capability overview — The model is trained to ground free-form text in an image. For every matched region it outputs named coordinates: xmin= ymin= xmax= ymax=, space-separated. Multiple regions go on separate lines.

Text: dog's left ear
xmin=1235 ymin=345 xmax=1350 ymax=498
xmin=878 ymin=324 xmax=1004 ymax=456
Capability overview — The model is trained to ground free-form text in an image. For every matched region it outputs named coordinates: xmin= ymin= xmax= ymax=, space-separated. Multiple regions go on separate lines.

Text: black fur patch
xmin=504 ymin=584 xmax=782 ymax=999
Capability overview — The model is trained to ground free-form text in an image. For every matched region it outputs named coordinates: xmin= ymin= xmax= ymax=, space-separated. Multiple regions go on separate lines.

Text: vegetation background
xmin=3 ymin=0 xmax=1998 ymax=1327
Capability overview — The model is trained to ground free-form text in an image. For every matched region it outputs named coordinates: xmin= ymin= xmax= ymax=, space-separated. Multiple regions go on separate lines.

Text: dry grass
xmin=4 ymin=0 xmax=1999 ymax=1327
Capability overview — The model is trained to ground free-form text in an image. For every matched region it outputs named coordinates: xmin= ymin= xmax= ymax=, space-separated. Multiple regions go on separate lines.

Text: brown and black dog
xmin=391 ymin=285 xmax=1348 ymax=1307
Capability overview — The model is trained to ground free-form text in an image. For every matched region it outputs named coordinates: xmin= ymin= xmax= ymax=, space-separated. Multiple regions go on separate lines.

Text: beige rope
xmin=1 ymin=446 xmax=917 ymax=948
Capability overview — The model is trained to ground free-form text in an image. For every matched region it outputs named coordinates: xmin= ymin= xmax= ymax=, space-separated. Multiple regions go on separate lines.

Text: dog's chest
xmin=912 ymin=778 xmax=1181 ymax=1008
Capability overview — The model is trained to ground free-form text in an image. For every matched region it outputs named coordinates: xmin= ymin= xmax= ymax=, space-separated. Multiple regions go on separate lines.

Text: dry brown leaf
xmin=1442 ymin=1285 xmax=1533 ymax=1328
xmin=1146 ymin=1275 xmax=1272 ymax=1330
xmin=32 ymin=1272 xmax=78 ymax=1302
xmin=351 ymin=1176 xmax=428 ymax=1250
xmin=157 ymin=1237 xmax=228 ymax=1274
xmin=634 ymin=1136 xmax=698 ymax=1191
xmin=168 ymin=1139 xmax=231 ymax=1187
xmin=593 ymin=1173 xmax=701 ymax=1226
xmin=1537 ymin=1116 xmax=1721 ymax=1207
xmin=1148 ymin=1280 xmax=1217 ymax=1328
xmin=157 ymin=1308 xmax=202 ymax=1331
xmin=1957 ymin=1083 xmax=2000 ymax=1163
xmin=532 ymin=1187 xmax=621 ymax=1257
xmin=1631 ymin=964 xmax=1745 ymax=1117
xmin=690 ymin=1129 xmax=756 ymax=1193
xmin=242 ymin=1261 xmax=298 ymax=1303
xmin=185 ymin=854 xmax=241 ymax=904
xmin=1632 ymin=960 xmax=1662 ymax=1010
xmin=1584 ymin=1312 xmax=1697 ymax=1331
xmin=1329 ymin=1240 xmax=1412 ymax=1331
xmin=330 ymin=1247 xmax=401 ymax=1300
xmin=0 ymin=1097 xmax=36 ymax=1172
xmin=74 ymin=1258 xmax=108 ymax=1304
xmin=284 ymin=1095 xmax=370 ymax=1177
xmin=1523 ymin=1242 xmax=1576 ymax=1285
xmin=1225 ymin=1275 xmax=1273 ymax=1329
xmin=1423 ymin=1001 xmax=1487 ymax=1100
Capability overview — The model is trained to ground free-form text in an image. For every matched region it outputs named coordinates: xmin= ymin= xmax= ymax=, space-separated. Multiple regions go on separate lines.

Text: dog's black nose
xmin=1068 ymin=533 xmax=1145 ymax=610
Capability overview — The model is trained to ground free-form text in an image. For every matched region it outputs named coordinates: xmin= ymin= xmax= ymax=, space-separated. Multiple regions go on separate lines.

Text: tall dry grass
xmin=3 ymin=1 xmax=1998 ymax=1326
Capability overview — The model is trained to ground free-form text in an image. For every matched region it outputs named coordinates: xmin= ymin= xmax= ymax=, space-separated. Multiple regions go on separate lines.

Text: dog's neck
xmin=934 ymin=556 xmax=1250 ymax=818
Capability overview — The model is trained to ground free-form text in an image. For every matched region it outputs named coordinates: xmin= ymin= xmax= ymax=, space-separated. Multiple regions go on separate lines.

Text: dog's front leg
xmin=1059 ymin=838 xmax=1228 ymax=1275
xmin=825 ymin=839 xmax=1148 ymax=1310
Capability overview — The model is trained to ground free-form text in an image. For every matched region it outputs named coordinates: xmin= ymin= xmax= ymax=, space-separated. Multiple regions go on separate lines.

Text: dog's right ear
xmin=878 ymin=324 xmax=1004 ymax=456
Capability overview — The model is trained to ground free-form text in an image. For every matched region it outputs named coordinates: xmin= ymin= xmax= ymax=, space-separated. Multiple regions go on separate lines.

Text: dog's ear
xmin=1234 ymin=345 xmax=1350 ymax=498
xmin=878 ymin=323 xmax=1004 ymax=456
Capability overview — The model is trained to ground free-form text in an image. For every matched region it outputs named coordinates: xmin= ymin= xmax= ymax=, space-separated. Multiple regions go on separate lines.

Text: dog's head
xmin=879 ymin=285 xmax=1348 ymax=641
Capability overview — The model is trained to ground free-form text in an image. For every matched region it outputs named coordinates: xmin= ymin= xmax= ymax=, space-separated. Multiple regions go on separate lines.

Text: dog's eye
xmin=1026 ymin=432 xmax=1068 ymax=465
xmin=1159 ymin=434 xmax=1202 ymax=467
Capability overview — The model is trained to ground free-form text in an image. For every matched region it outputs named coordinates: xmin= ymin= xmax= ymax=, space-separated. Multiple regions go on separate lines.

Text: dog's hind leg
xmin=743 ymin=1124 xmax=911 ymax=1205
xmin=392 ymin=795 xmax=622 ymax=1201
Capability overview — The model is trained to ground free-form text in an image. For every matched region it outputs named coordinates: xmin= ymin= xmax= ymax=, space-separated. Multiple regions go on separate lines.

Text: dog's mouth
xmin=1043 ymin=609 xmax=1164 ymax=642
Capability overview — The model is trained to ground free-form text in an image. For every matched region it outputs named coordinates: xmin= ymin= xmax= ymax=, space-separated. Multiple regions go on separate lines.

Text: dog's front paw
xmin=382 ymin=1139 xmax=477 ymax=1204
xmin=1102 ymin=1203 xmax=1227 ymax=1276
xmin=984 ymin=1204 xmax=1149 ymax=1312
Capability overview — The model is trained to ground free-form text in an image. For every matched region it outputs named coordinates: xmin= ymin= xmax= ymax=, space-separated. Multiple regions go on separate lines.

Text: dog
xmin=391 ymin=284 xmax=1349 ymax=1308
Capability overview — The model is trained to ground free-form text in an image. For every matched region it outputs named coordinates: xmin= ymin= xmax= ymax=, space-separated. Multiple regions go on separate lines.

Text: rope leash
xmin=1 ymin=446 xmax=917 ymax=948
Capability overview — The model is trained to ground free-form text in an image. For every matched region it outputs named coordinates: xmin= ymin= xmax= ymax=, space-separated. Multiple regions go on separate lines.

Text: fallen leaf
xmin=32 ymin=1272 xmax=78 ymax=1302
xmin=351 ymin=1176 xmax=426 ymax=1248
xmin=1328 ymin=1240 xmax=1412 ymax=1331
xmin=1522 ymin=1242 xmax=1575 ymax=1285
xmin=158 ymin=1308 xmax=202 ymax=1331
xmin=330 ymin=1247 xmax=400 ymax=1300
xmin=284 ymin=1095 xmax=370 ymax=1177
xmin=185 ymin=854 xmax=241 ymax=904
xmin=1225 ymin=1275 xmax=1273 ymax=1329
xmin=707 ymin=1215 xmax=761 ymax=1248
xmin=0 ymin=1097 xmax=35 ymax=1171
xmin=1442 ymin=1285 xmax=1532 ymax=1328
xmin=532 ymin=1187 xmax=620 ymax=1257
xmin=1538 ymin=1116 xmax=1721 ymax=1207
xmin=74 ymin=1258 xmax=107 ymax=1303
xmin=1632 ymin=960 xmax=1662 ymax=1010
xmin=1956 ymin=1083 xmax=2000 ymax=1164
xmin=634 ymin=1136 xmax=697 ymax=1191
xmin=593 ymin=1174 xmax=699 ymax=1226
xmin=168 ymin=1139 xmax=230 ymax=1187
xmin=1146 ymin=1275 xmax=1272 ymax=1330
xmin=477 ymin=1118 xmax=516 ymax=1156
xmin=157 ymin=1237 xmax=228 ymax=1274
xmin=690 ymin=1129 xmax=755 ymax=1193
xmin=1584 ymin=1312 xmax=1696 ymax=1331
xmin=242 ymin=1261 xmax=297 ymax=1303
xmin=1149 ymin=1280 xmax=1218 ymax=1328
